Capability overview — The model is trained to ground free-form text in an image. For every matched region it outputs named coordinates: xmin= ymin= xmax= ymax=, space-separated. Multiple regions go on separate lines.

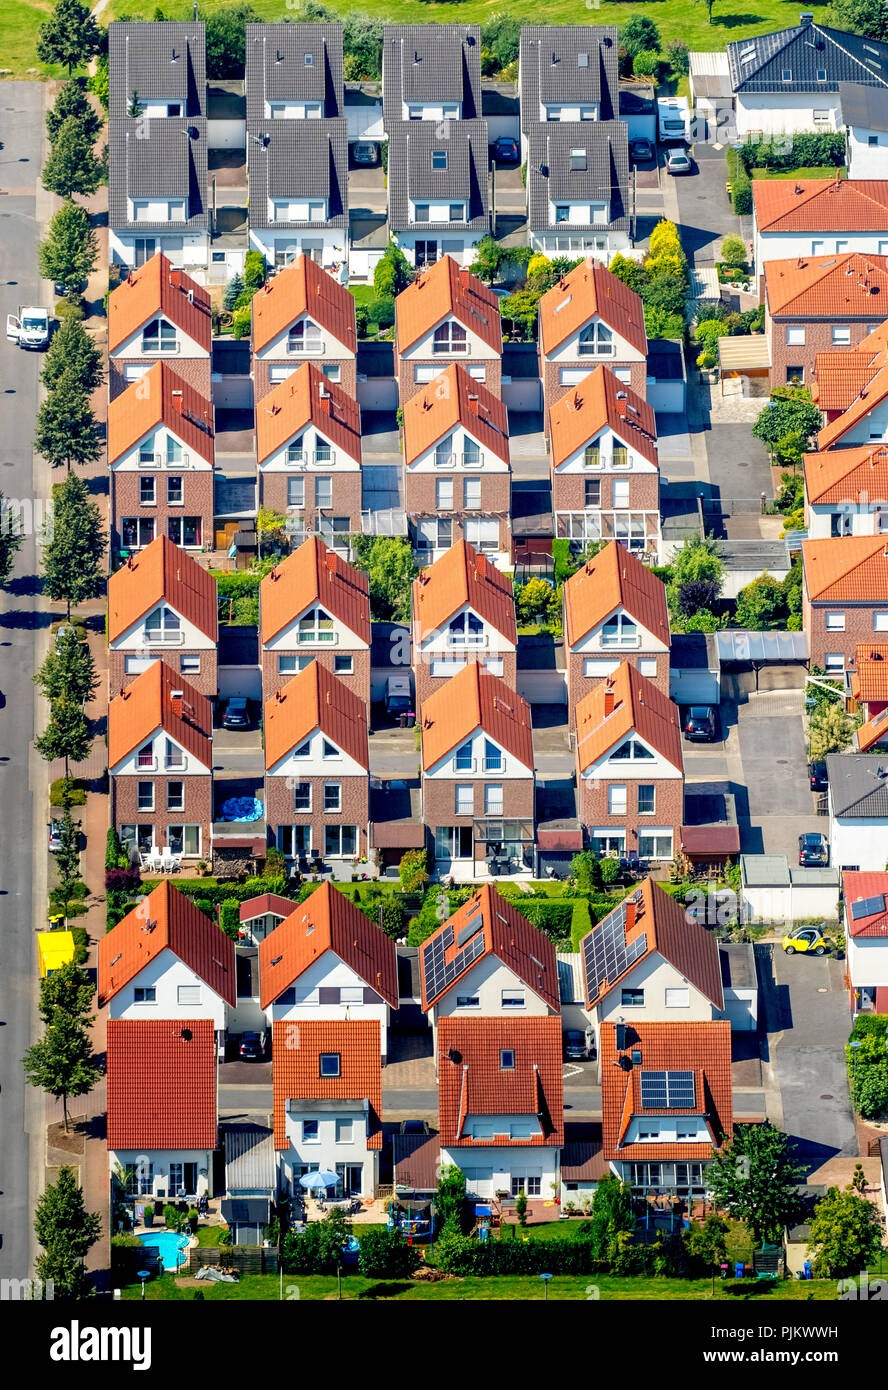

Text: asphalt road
xmin=0 ymin=82 xmax=46 ymax=1282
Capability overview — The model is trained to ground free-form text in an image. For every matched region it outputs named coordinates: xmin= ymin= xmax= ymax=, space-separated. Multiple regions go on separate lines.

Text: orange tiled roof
xmin=437 ymin=1016 xmax=564 ymax=1147
xmin=539 ymin=256 xmax=647 ymax=357
xmin=402 ymin=363 xmax=510 ymax=467
xmin=260 ymin=536 xmax=370 ymax=646
xmin=109 ymin=660 xmax=212 ymax=771
xmin=549 ymin=364 xmax=658 ymax=468
xmin=804 ymin=445 xmax=888 ymax=505
xmin=251 ymin=253 xmax=357 ymax=354
xmin=258 ymin=880 xmax=397 ymax=1009
xmin=579 ymin=877 xmax=723 ymax=1011
xmin=843 ymin=870 xmax=888 ymax=937
xmin=106 ymin=1017 xmax=217 ymax=1151
xmin=420 ymin=662 xmax=533 ymax=771
xmin=396 ymin=255 xmax=502 ymax=355
xmin=239 ymin=892 xmax=297 ymax=924
xmin=812 ymin=356 xmax=881 ymax=412
xmin=753 ymin=177 xmax=888 ymax=233
xmin=856 ymin=707 xmax=888 ymax=751
xmin=764 ymin=253 xmax=888 ymax=318
xmin=564 ymin=539 xmax=670 ymax=647
xmin=272 ymin=1018 xmax=382 ymax=1150
xmin=420 ymin=885 xmax=559 ymax=1011
xmin=600 ymin=1020 xmax=732 ymax=1162
xmin=108 ymin=536 xmax=217 ymax=643
xmin=264 ymin=659 xmax=368 ymax=771
xmin=99 ymin=880 xmax=236 ymax=1008
xmin=575 ymin=660 xmax=682 ymax=773
xmin=817 ymin=348 xmax=888 ymax=449
xmin=255 ymin=362 xmax=361 ymax=466
xmin=412 ymin=539 xmax=516 ymax=645
xmin=108 ymin=252 xmax=211 ymax=354
xmin=851 ymin=644 xmax=888 ymax=702
xmin=802 ymin=535 xmax=888 ymax=602
xmin=107 ymin=360 xmax=214 ymax=466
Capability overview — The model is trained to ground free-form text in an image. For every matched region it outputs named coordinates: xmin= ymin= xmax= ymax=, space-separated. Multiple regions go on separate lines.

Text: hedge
xmin=50 ymin=778 xmax=86 ymax=807
xmin=433 ymin=1234 xmax=610 ymax=1276
xmin=219 ymin=899 xmax=241 ymax=939
xmin=740 ymin=132 xmax=845 ymax=172
xmin=512 ymin=897 xmax=573 ymax=940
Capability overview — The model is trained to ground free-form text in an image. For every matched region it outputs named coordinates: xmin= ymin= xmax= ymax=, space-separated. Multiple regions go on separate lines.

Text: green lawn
xmin=752 ymin=167 xmax=848 ymax=180
xmin=4 ymin=0 xmax=65 ymax=79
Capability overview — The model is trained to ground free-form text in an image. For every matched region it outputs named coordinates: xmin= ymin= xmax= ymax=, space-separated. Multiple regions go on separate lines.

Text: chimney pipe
xmin=603 ymin=682 xmax=615 ymax=717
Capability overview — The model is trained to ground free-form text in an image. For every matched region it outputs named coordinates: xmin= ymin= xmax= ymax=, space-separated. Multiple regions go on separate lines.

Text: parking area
xmin=735 ymin=691 xmax=818 ymax=858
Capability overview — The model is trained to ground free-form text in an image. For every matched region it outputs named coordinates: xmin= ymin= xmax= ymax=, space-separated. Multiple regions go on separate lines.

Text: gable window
xmin=177 ymin=984 xmax=201 ymax=1005
xmin=483 ymin=738 xmax=502 ymax=772
xmin=435 ymin=434 xmax=456 ymax=469
xmin=141 ymin=318 xmax=177 ymax=353
xmin=501 ymin=990 xmax=525 ymax=1009
xmin=448 ymin=611 xmax=484 ymax=647
xmin=293 ymin=738 xmax=312 ymax=758
xmin=287 ymin=319 xmax=322 ymax=354
xmin=137 ymin=741 xmax=156 ymax=769
xmin=454 ymin=739 xmax=474 ymax=771
xmin=456 ymin=994 xmax=479 ymax=1008
xmin=621 ymin=988 xmax=644 ymax=1007
xmin=134 ymin=987 xmax=156 ymax=1004
xmin=500 ymin=1049 xmax=515 ymax=1069
xmin=319 ymin=1053 xmax=341 ymax=1078
xmin=601 ymin=613 xmax=637 ymax=647
xmin=298 ymin=607 xmax=335 ymax=643
xmin=666 ymin=988 xmax=690 ymax=1008
xmin=322 ymin=738 xmax=339 ymax=759
xmin=612 ymin=444 xmax=629 ymax=469
xmin=144 ymin=606 xmax=181 ymax=637
xmin=583 ymin=442 xmax=601 ymax=468
xmin=611 ymin=738 xmax=654 ymax=761
xmin=433 ymin=321 xmax=467 ymax=354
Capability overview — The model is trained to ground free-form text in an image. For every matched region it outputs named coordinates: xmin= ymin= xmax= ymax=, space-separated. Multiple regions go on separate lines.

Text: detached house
xmin=549 ymin=365 xmax=660 ymax=561
xmin=526 ymin=121 xmax=630 ymax=262
xmin=538 ymin=256 xmax=648 ymax=424
xmin=564 ymin=540 xmax=670 ymax=727
xmin=763 ymin=253 xmax=888 ymax=389
xmin=258 ymin=881 xmax=397 ymax=1061
xmin=108 ymin=360 xmax=214 ymax=558
xmin=403 ymin=364 xmax=511 ymax=565
xmin=264 ymin=660 xmax=369 ymax=867
xmin=420 ymin=662 xmax=534 ymax=876
xmin=256 ymin=363 xmax=362 ymax=556
xmin=411 ymin=539 xmax=517 ymax=707
xmin=801 ymin=535 xmax=888 ymax=671
xmin=108 ymin=535 xmax=218 ymax=696
xmin=519 ymin=25 xmax=619 ymax=148
xmin=575 ymin=661 xmax=684 ymax=864
xmin=843 ymin=870 xmax=888 ymax=1014
xmin=386 ymin=120 xmax=490 ymax=270
xmin=436 ymin=1016 xmax=564 ymax=1202
xmin=600 ymin=1020 xmax=732 ymax=1199
xmin=803 ymin=445 xmax=888 ymax=539
xmin=109 ymin=660 xmax=213 ymax=862
xmin=107 ymin=253 xmax=211 ymax=401
xmin=259 ymin=535 xmax=370 ymax=703
xmin=394 ymin=256 xmax=503 ymax=404
xmin=382 ymin=23 xmax=481 ymax=129
xmin=752 ymin=178 xmax=888 ymax=279
xmin=107 ymin=1017 xmax=217 ymax=1202
xmin=98 ymin=881 xmax=235 ymax=1031
xmin=108 ymin=22 xmax=209 ymax=271
xmin=273 ymin=1018 xmax=382 ymax=1199
xmin=251 ymin=253 xmax=357 ymax=400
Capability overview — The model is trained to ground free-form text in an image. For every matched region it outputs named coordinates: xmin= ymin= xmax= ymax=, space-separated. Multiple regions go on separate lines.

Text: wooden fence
xmin=185 ymin=1246 xmax=279 ymax=1276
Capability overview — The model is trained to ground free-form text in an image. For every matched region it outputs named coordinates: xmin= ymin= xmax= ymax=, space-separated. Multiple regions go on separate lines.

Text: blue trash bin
xmin=734 ymin=1262 xmax=745 ymax=1279
xmin=803 ymin=1261 xmax=812 ymax=1280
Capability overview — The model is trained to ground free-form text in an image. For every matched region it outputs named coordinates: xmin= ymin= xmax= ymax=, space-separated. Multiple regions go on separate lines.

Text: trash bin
xmin=406 ymin=713 xmax=415 ymax=728
xmin=803 ymin=1262 xmax=812 ymax=1280
xmin=398 ymin=712 xmax=407 ymax=728
xmin=734 ymin=1262 xmax=745 ymax=1279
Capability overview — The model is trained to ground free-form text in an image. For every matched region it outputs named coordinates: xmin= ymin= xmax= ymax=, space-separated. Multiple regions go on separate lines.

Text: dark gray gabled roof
xmin=109 ymin=118 xmax=208 ymax=232
xmin=382 ymin=24 xmax=482 ymax=128
xmin=109 ymin=21 xmax=205 ymax=121
xmin=526 ymin=120 xmax=629 ymax=232
xmin=519 ymin=26 xmax=619 ymax=130
xmin=728 ymin=21 xmax=888 ymax=95
xmin=387 ymin=118 xmax=489 ymax=233
xmin=840 ymin=80 xmax=888 ymax=132
xmin=826 ymin=752 xmax=888 ymax=817
xmin=245 ymin=22 xmax=344 ymax=117
xmin=247 ymin=119 xmax=348 ymax=230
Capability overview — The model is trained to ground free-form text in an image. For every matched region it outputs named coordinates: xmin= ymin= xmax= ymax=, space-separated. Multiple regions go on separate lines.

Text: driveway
xmin=675 ymin=142 xmax=750 ymax=266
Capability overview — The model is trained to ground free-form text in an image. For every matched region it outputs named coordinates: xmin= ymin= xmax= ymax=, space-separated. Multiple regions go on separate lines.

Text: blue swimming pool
xmin=139 ymin=1230 xmax=189 ymax=1270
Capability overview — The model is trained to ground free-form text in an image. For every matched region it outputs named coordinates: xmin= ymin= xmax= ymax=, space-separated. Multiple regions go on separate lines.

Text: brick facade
xmin=578 ymin=776 xmax=684 ymax=856
xmin=259 ymin=470 xmax=362 ymax=540
xmin=405 ymin=471 xmax=512 ymax=560
xmin=260 ymin=647 xmax=371 ymax=706
xmin=803 ymin=595 xmax=882 ymax=671
xmin=565 ymin=650 xmax=670 ymax=731
xmin=421 ymin=776 xmax=534 ymax=866
xmin=111 ymin=773 xmax=213 ymax=859
xmin=414 ymin=650 xmax=518 ymax=709
xmin=253 ymin=357 xmax=357 ymax=403
xmin=552 ymin=471 xmax=659 ymax=514
xmin=396 ymin=355 xmax=501 ymax=406
xmin=540 ymin=355 xmax=647 ymax=437
xmin=767 ymin=313 xmax=877 ymax=390
xmin=109 ymin=648 xmax=218 ymax=699
xmin=111 ymin=472 xmax=214 ymax=555
xmin=109 ymin=356 xmax=212 ymax=402
xmin=265 ymin=773 xmax=370 ymax=860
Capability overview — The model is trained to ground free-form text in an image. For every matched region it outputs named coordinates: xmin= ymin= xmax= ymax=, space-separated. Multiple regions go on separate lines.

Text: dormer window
xmin=433 ymin=322 xmax=467 ymax=354
xmin=432 ymin=150 xmax=447 ymax=170
xmin=304 ymin=52 xmax=313 ymax=65
xmin=816 ymin=69 xmax=827 ymax=81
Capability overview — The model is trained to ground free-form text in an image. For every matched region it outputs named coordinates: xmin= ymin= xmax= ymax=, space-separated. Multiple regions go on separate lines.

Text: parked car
xmin=798 ymin=832 xmax=830 ymax=867
xmin=351 ymin=141 xmax=378 ymax=166
xmin=399 ymin=1119 xmax=431 ymax=1135
xmin=492 ymin=136 xmax=519 ymax=164
xmin=809 ymin=760 xmax=828 ymax=792
xmin=666 ymin=149 xmax=694 ymax=176
xmin=563 ymin=1029 xmax=590 ymax=1061
xmin=221 ymin=696 xmax=251 ymax=730
xmin=782 ymin=925 xmax=829 ymax=956
xmin=683 ymin=706 xmax=718 ymax=742
xmin=238 ymin=1031 xmax=266 ymax=1061
xmin=53 ymin=278 xmax=87 ymax=298
xmin=629 ymin=137 xmax=655 ymax=163
xmin=384 ymin=675 xmax=414 ymax=725
xmin=48 ymin=820 xmax=63 ymax=853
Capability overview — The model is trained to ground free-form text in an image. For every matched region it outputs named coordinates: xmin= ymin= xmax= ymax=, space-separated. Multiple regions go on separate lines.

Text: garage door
xmin=646 ymin=382 xmax=686 ymax=413
xmin=724 ymin=996 xmax=756 ymax=1031
xmin=218 ymin=666 xmax=263 ymax=700
xmin=502 ymin=378 xmax=542 ymax=412
xmin=516 ymin=670 xmax=567 ymax=704
xmin=357 ymin=376 xmax=398 ymax=411
xmin=669 ymin=669 xmax=720 ymax=705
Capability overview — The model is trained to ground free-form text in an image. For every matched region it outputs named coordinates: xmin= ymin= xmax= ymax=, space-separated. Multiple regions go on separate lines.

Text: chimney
xmin=603 ymin=681 xmax=615 ymax=717
xmin=800 ymin=11 xmax=814 ymax=24
xmin=624 ymin=899 xmax=636 ymax=933
xmin=172 ymin=390 xmax=183 ymax=412
xmin=269 ymin=566 xmax=279 ymax=581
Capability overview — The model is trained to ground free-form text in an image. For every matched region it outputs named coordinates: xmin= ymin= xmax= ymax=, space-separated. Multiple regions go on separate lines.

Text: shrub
xmin=399 ymin=848 xmax=429 ymax=894
xmin=731 ymin=168 xmax=752 ymax=216
xmin=105 ymin=866 xmax=141 ymax=895
xmin=720 ymin=235 xmax=747 ymax=267
xmin=512 ymin=898 xmax=573 ymax=941
xmin=632 ymin=49 xmax=661 ymax=78
xmin=105 ymin=827 xmax=124 ymax=871
xmin=50 ymin=778 xmax=86 ymax=807
xmin=357 ymin=1226 xmax=420 ymax=1278
xmin=232 ymin=306 xmax=251 ymax=339
xmin=376 ymin=895 xmax=405 ymax=939
xmin=366 ymin=296 xmax=395 ymax=329
xmin=163 ymin=1204 xmax=179 ymax=1230
xmin=243 ymin=249 xmax=266 ymax=292
xmin=665 ymin=41 xmax=690 ymax=76
xmin=570 ymin=850 xmax=601 ymax=893
xmin=55 ymin=298 xmax=85 ymax=321
xmin=219 ymin=900 xmax=242 ymax=940
xmin=599 ymin=858 xmax=621 ymax=886
xmin=282 ymin=1210 xmax=351 ymax=1274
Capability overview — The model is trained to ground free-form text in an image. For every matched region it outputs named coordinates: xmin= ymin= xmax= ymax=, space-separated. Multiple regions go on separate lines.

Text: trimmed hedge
xmin=219 ymin=899 xmax=241 ymax=939
xmin=433 ymin=1235 xmax=609 ymax=1276
xmin=725 ymin=147 xmax=751 ymax=215
xmin=511 ymin=897 xmax=573 ymax=940
xmin=740 ymin=132 xmax=845 ymax=172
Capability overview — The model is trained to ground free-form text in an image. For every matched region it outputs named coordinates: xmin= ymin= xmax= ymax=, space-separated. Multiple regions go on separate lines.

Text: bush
xmin=163 ymin=1204 xmax=179 ymax=1230
xmin=232 ymin=306 xmax=251 ymax=339
xmin=570 ymin=898 xmax=592 ymax=951
xmin=357 ymin=1226 xmax=420 ymax=1278
xmin=105 ymin=866 xmax=141 ymax=895
xmin=665 ymin=41 xmax=690 ymax=76
xmin=219 ymin=900 xmax=242 ymax=940
xmin=105 ymin=827 xmax=124 ymax=871
xmin=399 ymin=848 xmax=429 ymax=894
xmin=731 ymin=168 xmax=752 ymax=216
xmin=282 ymin=1210 xmax=351 ymax=1274
xmin=632 ymin=49 xmax=661 ymax=78
xmin=50 ymin=778 xmax=86 ymax=807
xmin=599 ymin=858 xmax=621 ymax=886
xmin=432 ymin=1233 xmax=609 ymax=1276
xmin=243 ymin=249 xmax=266 ymax=292
xmin=571 ymin=850 xmax=601 ymax=893
xmin=512 ymin=898 xmax=573 ymax=941
xmin=55 ymin=299 xmax=85 ymax=321
xmin=720 ymin=235 xmax=747 ymax=267
xmin=376 ymin=895 xmax=405 ymax=940
xmin=366 ymin=296 xmax=395 ymax=329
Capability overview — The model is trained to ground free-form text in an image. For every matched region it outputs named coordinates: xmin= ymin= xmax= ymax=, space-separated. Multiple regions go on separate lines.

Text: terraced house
xmin=813 ymin=325 xmax=888 ymax=450
xmin=107 ymin=253 xmax=212 ymax=401
xmin=763 ymin=252 xmax=888 ymax=389
xmin=803 ymin=444 xmax=888 ymax=538
xmin=250 ymin=251 xmax=357 ymax=400
xmin=394 ymin=255 xmax=503 ymax=404
xmin=519 ymin=24 xmax=618 ymax=150
xmin=801 ymin=534 xmax=888 ymax=671
xmin=526 ymin=120 xmax=630 ymax=262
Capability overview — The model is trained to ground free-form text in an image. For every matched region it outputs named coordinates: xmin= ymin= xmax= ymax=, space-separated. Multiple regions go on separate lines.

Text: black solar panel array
xmin=423 ymin=920 xmax=485 ymax=1001
xmin=640 ymin=1070 xmax=695 ymax=1110
xmin=850 ymin=894 xmax=886 ymax=920
xmin=582 ymin=901 xmax=647 ymax=1000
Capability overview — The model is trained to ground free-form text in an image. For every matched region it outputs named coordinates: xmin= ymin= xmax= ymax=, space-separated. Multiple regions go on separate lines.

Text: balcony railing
xmin=136 ymin=757 xmax=158 ymax=771
xmin=138 ymin=453 xmax=192 ymax=470
xmin=447 ymin=633 xmax=487 ymax=650
xmin=286 ymin=340 xmax=323 ymax=355
xmin=600 ymin=632 xmax=641 ymax=649
xmin=141 ymin=340 xmax=180 ymax=354
xmin=164 ymin=757 xmax=186 ymax=771
xmin=296 ymin=629 xmax=337 ymax=645
xmin=285 ymin=450 xmax=335 ymax=469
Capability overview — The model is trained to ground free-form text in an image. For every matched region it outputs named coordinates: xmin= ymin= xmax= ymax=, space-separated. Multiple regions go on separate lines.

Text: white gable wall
xmin=108 ymin=946 xmax=229 ymax=1028
xmin=267 ymin=728 xmax=367 ymax=779
xmin=110 ymin=726 xmax=210 ymax=776
xmin=111 ymin=609 xmax=215 ymax=652
xmin=267 ymin=949 xmax=390 ymax=1059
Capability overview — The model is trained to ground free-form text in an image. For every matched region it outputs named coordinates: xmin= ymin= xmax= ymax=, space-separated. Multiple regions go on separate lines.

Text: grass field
xmin=751 ymin=166 xmax=848 ymax=179
xmin=3 ymin=0 xmax=64 ymax=79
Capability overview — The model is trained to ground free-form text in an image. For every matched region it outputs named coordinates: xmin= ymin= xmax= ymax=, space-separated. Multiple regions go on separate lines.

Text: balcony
xmin=296 ymin=629 xmax=338 ymax=645
xmin=285 ymin=450 xmax=336 ymax=469
xmin=286 ymin=341 xmax=323 ymax=356
xmin=141 ymin=340 xmax=180 ymax=355
xmin=164 ymin=757 xmax=187 ymax=772
xmin=136 ymin=757 xmax=158 ymax=772
xmin=138 ymin=453 xmax=192 ymax=470
xmin=435 ymin=453 xmax=484 ymax=470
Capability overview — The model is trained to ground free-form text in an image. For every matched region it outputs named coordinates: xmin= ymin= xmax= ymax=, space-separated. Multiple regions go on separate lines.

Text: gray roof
xmin=618 ymin=82 xmax=657 ymax=115
xmin=247 ymin=119 xmax=348 ymax=229
xmin=727 ymin=21 xmax=888 ymax=95
xmin=387 ymin=118 xmax=489 ymax=234
xmin=526 ymin=121 xmax=629 ymax=233
xmin=720 ymin=942 xmax=757 ymax=991
xmin=109 ymin=119 xmax=209 ymax=233
xmin=223 ymin=1123 xmax=276 ymax=1194
xmin=840 ymin=80 xmax=888 ymax=132
xmin=742 ymin=854 xmax=790 ymax=887
xmin=109 ymin=21 xmax=205 ymax=121
xmin=827 ymin=752 xmax=888 ymax=818
xmin=382 ymin=24 xmax=482 ymax=129
xmin=670 ymin=631 xmax=720 ymax=671
xmin=519 ymin=26 xmax=619 ymax=130
xmin=245 ymin=23 xmax=343 ymax=116
xmin=715 ymin=629 xmax=809 ymax=663
xmin=556 ymin=952 xmax=583 ymax=1004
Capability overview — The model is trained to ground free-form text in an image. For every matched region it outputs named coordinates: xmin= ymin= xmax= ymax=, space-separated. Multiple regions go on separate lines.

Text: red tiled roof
xmin=843 ymin=870 xmax=888 ymax=937
xmin=564 ymin=539 xmax=670 ymax=647
xmin=753 ymin=178 xmax=888 ymax=233
xmin=420 ymin=885 xmax=560 ymax=1012
xmin=412 ymin=539 xmax=516 ymax=645
xmin=392 ymin=1131 xmax=441 ymax=1190
xmin=575 ymin=661 xmax=683 ymax=773
xmin=396 ymin=254 xmax=502 ymax=355
xmin=600 ymin=1020 xmax=732 ymax=1162
xmin=539 ymin=257 xmax=647 ymax=357
xmin=264 ymin=660 xmax=369 ymax=771
xmin=856 ymin=707 xmax=888 ymax=751
xmin=260 ymin=535 xmax=370 ymax=646
xmin=255 ymin=362 xmax=361 ymax=466
xmin=108 ymin=660 xmax=212 ymax=771
xmin=802 ymin=535 xmax=888 ymax=602
xmin=812 ymin=354 xmax=881 ymax=411
xmin=579 ymin=877 xmax=723 ymax=1011
xmin=437 ymin=1016 xmax=564 ymax=1147
xmin=99 ymin=880 xmax=236 ymax=1008
xmin=106 ymin=1017 xmax=217 ymax=1151
xmin=402 ymin=363 xmax=510 ymax=467
xmin=107 ymin=360 xmax=214 ymax=466
xmin=239 ymin=893 xmax=298 ymax=925
xmin=271 ymin=1018 xmax=382 ymax=1150
xmin=108 ymin=253 xmax=212 ymax=354
xmin=549 ymin=365 xmax=658 ymax=469
xmin=851 ymin=644 xmax=888 ymax=702
xmin=251 ymin=253 xmax=357 ymax=355
xmin=764 ymin=253 xmax=888 ymax=318
xmin=804 ymin=445 xmax=888 ymax=505
xmin=818 ymin=348 xmax=888 ymax=449
xmin=420 ymin=662 xmax=533 ymax=772
xmin=258 ymin=880 xmax=398 ymax=1010
xmin=108 ymin=536 xmax=217 ymax=643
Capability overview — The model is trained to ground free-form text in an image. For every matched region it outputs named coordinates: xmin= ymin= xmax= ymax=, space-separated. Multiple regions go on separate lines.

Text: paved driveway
xmin=735 ymin=691 xmax=821 ymax=857
xmin=675 ymin=143 xmax=750 ymax=265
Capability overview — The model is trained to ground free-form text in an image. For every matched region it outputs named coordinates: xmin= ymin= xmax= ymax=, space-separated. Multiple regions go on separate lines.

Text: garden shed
xmin=717 ymin=334 xmax=771 ymax=396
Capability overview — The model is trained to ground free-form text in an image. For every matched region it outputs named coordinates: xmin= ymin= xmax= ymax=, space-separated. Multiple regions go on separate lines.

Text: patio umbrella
xmin=299 ymin=1170 xmax=339 ymax=1191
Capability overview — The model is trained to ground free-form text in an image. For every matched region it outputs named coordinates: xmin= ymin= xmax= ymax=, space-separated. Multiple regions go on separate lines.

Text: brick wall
xmin=109 ymin=356 xmax=212 ymax=402
xmin=552 ymin=471 xmax=659 ymax=513
xmin=405 ymin=470 xmax=512 ymax=559
xmin=541 ymin=356 xmax=647 ymax=437
xmin=253 ymin=357 xmax=357 ymax=402
xmin=111 ymin=773 xmax=213 ymax=856
xmin=396 ymin=356 xmax=502 ymax=406
xmin=110 ymin=472 xmax=214 ymax=554
xmin=414 ymin=650 xmax=518 ymax=708
xmin=565 ymin=649 xmax=670 ymax=731
xmin=421 ymin=776 xmax=534 ymax=862
xmin=265 ymin=774 xmax=369 ymax=858
xmin=804 ymin=597 xmax=882 ymax=670
xmin=260 ymin=647 xmax=371 ymax=707
xmin=259 ymin=471 xmax=362 ymax=538
xmin=768 ymin=314 xmax=877 ymax=390
xmin=110 ymin=648 xmax=218 ymax=699
xmin=578 ymin=776 xmax=684 ymax=852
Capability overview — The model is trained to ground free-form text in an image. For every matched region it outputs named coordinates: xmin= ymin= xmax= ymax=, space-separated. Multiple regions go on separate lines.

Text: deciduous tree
xmin=828 ymin=0 xmax=888 ymax=42
xmin=37 ymin=0 xmax=102 ymax=75
xmin=809 ymin=1184 xmax=884 ymax=1277
xmin=34 ymin=625 xmax=98 ymax=708
xmin=23 ymin=1016 xmax=95 ymax=1131
xmin=38 ymin=200 xmax=99 ymax=299
xmin=41 ymin=472 xmax=107 ymax=618
xmin=706 ymin=1122 xmax=805 ymax=1245
xmin=0 ymin=489 xmax=24 ymax=588
xmin=41 ymin=116 xmax=102 ymax=198
xmin=34 ymin=698 xmax=91 ymax=776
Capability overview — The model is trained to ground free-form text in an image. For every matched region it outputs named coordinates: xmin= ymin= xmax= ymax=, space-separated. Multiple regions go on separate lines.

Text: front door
xmin=335 ymin=1163 xmax=363 ymax=1196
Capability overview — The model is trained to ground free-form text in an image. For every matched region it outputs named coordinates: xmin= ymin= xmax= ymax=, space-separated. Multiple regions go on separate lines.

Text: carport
xmin=716 ymin=629 xmax=809 ymax=697
xmin=669 ymin=632 xmax=720 ymax=706
xmin=717 ymin=335 xmax=771 ymax=397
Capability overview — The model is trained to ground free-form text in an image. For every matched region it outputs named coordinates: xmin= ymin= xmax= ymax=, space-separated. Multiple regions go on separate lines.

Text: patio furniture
xmin=169 ymin=853 xmax=182 ymax=873
xmin=149 ymin=847 xmax=164 ymax=873
xmin=160 ymin=846 xmax=175 ymax=873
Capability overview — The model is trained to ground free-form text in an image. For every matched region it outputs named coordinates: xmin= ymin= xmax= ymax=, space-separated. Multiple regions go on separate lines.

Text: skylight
xmin=740 ymin=46 xmax=757 ymax=64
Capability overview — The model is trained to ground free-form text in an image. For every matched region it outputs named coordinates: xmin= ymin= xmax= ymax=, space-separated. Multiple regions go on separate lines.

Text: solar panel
xmin=851 ymin=894 xmax=886 ymax=920
xmin=640 ymin=1070 xmax=695 ymax=1110
xmin=582 ymin=901 xmax=647 ymax=1001
xmin=457 ymin=918 xmax=484 ymax=949
xmin=422 ymin=926 xmax=486 ymax=1002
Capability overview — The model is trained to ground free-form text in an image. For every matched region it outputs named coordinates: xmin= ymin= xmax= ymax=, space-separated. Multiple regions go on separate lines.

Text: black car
xmin=238 ymin=1031 xmax=266 ymax=1061
xmin=809 ymin=760 xmax=828 ymax=791
xmin=798 ymin=832 xmax=829 ymax=867
xmin=629 ymin=137 xmax=655 ymax=163
xmin=221 ymin=696 xmax=251 ymax=730
xmin=684 ymin=705 xmax=718 ymax=742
